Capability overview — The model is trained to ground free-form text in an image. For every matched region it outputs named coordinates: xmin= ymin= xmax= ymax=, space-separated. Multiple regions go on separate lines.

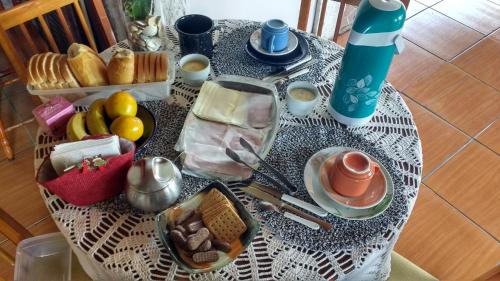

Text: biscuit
xmin=212 ymin=239 xmax=231 ymax=253
xmin=198 ymin=239 xmax=212 ymax=252
xmin=205 ymin=207 xmax=246 ymax=243
xmin=175 ymin=209 xmax=194 ymax=225
xmin=192 ymin=251 xmax=218 ymax=264
xmin=187 ymin=228 xmax=210 ymax=251
xmin=198 ymin=189 xmax=228 ymax=213
xmin=186 ymin=220 xmax=204 ymax=233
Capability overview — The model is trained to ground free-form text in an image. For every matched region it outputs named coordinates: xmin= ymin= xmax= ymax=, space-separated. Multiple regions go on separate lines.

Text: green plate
xmin=155 ymin=181 xmax=260 ymax=273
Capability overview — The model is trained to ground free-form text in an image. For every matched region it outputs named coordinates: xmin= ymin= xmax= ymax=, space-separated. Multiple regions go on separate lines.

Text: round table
xmin=35 ymin=20 xmax=422 ymax=281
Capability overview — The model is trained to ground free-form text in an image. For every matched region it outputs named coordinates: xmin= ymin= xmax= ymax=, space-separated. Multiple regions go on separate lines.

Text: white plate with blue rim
xmin=249 ymin=28 xmax=299 ymax=57
xmin=303 ymin=146 xmax=394 ymax=220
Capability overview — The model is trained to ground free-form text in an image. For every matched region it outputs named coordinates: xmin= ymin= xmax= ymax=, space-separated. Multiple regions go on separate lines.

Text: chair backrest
xmin=0 ymin=0 xmax=97 ymax=82
xmin=0 ymin=208 xmax=32 ymax=266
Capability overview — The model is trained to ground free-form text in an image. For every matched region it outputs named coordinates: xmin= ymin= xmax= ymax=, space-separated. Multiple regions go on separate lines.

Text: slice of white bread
xmin=59 ymin=55 xmax=80 ymax=88
xmin=67 ymin=43 xmax=108 ymax=87
xmin=45 ymin=53 xmax=58 ymax=84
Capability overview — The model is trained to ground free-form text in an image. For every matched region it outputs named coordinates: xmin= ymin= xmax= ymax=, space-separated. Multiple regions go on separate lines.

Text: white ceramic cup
xmin=286 ymin=81 xmax=320 ymax=116
xmin=179 ymin=54 xmax=210 ymax=87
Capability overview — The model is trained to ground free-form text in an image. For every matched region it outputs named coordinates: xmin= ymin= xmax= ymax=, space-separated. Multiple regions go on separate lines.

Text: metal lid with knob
xmin=125 ymin=157 xmax=182 ymax=212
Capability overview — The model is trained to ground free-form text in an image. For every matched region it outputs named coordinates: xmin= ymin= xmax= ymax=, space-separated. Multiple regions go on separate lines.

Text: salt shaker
xmin=125 ymin=157 xmax=182 ymax=212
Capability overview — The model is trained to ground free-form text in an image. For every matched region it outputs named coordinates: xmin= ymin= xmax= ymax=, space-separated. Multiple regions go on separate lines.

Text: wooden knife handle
xmin=283 ymin=204 xmax=333 ymax=231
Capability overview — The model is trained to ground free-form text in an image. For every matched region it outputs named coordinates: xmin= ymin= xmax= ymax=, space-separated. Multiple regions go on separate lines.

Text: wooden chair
xmin=298 ymin=0 xmax=410 ymax=42
xmin=0 ymin=208 xmax=92 ymax=280
xmin=0 ymin=208 xmax=33 ymax=267
xmin=0 ymin=0 xmax=113 ymax=160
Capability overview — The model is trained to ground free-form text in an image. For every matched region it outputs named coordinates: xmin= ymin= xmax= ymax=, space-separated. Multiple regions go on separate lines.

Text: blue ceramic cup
xmin=261 ymin=19 xmax=289 ymax=53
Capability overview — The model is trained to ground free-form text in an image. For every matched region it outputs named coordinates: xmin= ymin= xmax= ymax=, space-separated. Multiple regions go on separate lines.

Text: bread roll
xmin=67 ymin=43 xmax=108 ymax=87
xmin=107 ymin=48 xmax=134 ymax=85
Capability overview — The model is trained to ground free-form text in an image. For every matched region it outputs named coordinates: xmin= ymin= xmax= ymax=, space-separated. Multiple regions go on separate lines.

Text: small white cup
xmin=179 ymin=54 xmax=210 ymax=87
xmin=286 ymin=81 xmax=320 ymax=116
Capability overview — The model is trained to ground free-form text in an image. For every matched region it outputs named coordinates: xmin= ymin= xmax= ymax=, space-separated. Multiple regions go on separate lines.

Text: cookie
xmin=175 ymin=209 xmax=194 ymax=225
xmin=198 ymin=240 xmax=212 ymax=252
xmin=187 ymin=228 xmax=210 ymax=251
xmin=212 ymin=239 xmax=231 ymax=253
xmin=205 ymin=207 xmax=247 ymax=243
xmin=170 ymin=230 xmax=187 ymax=246
xmin=186 ymin=220 xmax=204 ymax=233
xmin=192 ymin=250 xmax=218 ymax=264
xmin=175 ymin=225 xmax=187 ymax=234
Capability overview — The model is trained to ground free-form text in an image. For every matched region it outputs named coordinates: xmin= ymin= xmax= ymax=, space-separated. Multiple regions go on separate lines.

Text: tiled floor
xmin=1 ymin=0 xmax=499 ymax=280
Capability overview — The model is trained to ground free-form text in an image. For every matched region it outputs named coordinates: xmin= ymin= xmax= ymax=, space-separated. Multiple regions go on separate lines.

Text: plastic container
xmin=27 ymin=51 xmax=176 ymax=101
xmin=14 ymin=233 xmax=72 ymax=281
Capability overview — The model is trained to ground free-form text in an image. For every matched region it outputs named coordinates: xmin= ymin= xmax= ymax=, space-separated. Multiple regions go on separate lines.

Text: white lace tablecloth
xmin=34 ymin=20 xmax=422 ymax=281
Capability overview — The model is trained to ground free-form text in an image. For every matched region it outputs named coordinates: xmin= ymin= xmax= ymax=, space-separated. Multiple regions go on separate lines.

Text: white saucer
xmin=303 ymin=147 xmax=394 ymax=220
xmin=249 ymin=29 xmax=299 ymax=57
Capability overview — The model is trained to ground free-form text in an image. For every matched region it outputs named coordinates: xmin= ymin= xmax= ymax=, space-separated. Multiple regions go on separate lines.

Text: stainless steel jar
xmin=125 ymin=157 xmax=182 ymax=212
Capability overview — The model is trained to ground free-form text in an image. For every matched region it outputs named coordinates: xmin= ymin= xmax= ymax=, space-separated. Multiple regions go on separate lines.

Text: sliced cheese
xmin=192 ymin=81 xmax=249 ymax=127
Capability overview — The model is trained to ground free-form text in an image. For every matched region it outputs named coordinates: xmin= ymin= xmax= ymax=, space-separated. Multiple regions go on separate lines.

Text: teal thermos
xmin=328 ymin=0 xmax=406 ymax=126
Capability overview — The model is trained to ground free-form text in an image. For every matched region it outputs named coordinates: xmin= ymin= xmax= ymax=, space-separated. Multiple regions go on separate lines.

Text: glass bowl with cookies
xmin=155 ymin=181 xmax=260 ymax=273
xmin=26 ymin=43 xmax=175 ymax=100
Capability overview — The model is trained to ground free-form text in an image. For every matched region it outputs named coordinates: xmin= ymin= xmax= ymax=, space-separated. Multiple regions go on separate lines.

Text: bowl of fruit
xmin=66 ymin=91 xmax=157 ymax=154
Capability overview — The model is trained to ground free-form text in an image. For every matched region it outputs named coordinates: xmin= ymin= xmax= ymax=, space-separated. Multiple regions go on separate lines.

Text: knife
xmin=259 ymin=201 xmax=320 ymax=230
xmin=251 ymin=182 xmax=328 ymax=217
xmin=262 ymin=55 xmax=313 ymax=81
xmin=240 ymin=186 xmax=333 ymax=231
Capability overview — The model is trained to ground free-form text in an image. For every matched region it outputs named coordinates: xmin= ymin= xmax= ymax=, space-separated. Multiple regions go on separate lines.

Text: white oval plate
xmin=304 ymin=147 xmax=394 ymax=220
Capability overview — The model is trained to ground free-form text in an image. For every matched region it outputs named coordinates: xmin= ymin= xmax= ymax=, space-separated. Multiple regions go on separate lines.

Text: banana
xmin=66 ymin=112 xmax=89 ymax=141
xmin=86 ymin=98 xmax=110 ymax=135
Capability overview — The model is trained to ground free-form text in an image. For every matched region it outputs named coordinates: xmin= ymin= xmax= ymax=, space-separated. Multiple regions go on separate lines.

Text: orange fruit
xmin=110 ymin=116 xmax=144 ymax=142
xmin=105 ymin=91 xmax=137 ymax=119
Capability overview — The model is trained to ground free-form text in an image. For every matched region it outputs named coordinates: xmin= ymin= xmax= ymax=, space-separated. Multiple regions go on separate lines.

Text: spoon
xmin=239 ymin=138 xmax=298 ymax=193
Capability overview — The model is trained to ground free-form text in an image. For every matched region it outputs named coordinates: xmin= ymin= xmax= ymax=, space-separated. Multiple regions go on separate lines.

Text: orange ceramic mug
xmin=329 ymin=151 xmax=379 ymax=197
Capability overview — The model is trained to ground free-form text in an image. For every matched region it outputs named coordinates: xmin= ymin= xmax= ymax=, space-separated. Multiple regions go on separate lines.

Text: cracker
xmin=198 ymin=189 xmax=227 ymax=213
xmin=201 ymin=201 xmax=235 ymax=224
xmin=205 ymin=207 xmax=246 ymax=243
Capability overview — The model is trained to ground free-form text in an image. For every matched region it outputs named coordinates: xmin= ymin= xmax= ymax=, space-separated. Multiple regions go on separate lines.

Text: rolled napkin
xmin=50 ymin=135 xmax=121 ymax=175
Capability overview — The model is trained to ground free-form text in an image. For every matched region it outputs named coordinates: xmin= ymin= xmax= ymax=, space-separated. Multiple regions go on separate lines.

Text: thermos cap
xmin=368 ymin=0 xmax=403 ymax=11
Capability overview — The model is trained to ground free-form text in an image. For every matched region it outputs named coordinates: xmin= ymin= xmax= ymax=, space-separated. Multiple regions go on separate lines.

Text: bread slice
xmin=136 ymin=53 xmax=145 ymax=83
xmin=28 ymin=54 xmax=42 ymax=86
xmin=143 ymin=52 xmax=150 ymax=83
xmin=59 ymin=55 xmax=80 ymax=88
xmin=107 ymin=48 xmax=134 ymax=85
xmin=154 ymin=53 xmax=161 ymax=82
xmin=36 ymin=52 xmax=50 ymax=85
xmin=45 ymin=53 xmax=58 ymax=84
xmin=133 ymin=52 xmax=139 ymax=83
xmin=148 ymin=53 xmax=157 ymax=82
xmin=158 ymin=53 xmax=167 ymax=81
xmin=67 ymin=43 xmax=108 ymax=87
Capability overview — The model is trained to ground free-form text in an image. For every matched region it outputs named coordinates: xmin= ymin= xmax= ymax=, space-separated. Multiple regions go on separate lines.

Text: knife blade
xmin=251 ymin=183 xmax=328 ymax=217
xmin=241 ymin=186 xmax=333 ymax=231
